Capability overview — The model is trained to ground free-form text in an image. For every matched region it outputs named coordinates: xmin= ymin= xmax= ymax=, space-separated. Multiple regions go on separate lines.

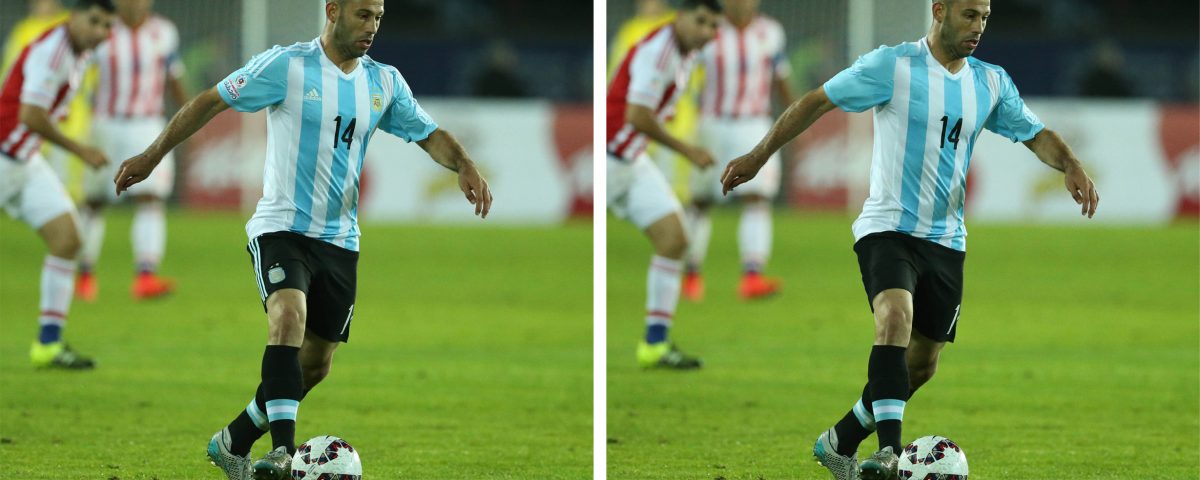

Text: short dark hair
xmin=74 ymin=0 xmax=115 ymax=13
xmin=680 ymin=0 xmax=724 ymax=14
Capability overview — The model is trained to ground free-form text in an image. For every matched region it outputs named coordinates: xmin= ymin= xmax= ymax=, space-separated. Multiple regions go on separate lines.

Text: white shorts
xmin=1 ymin=153 xmax=78 ymax=229
xmin=84 ymin=117 xmax=175 ymax=202
xmin=691 ymin=116 xmax=781 ymax=202
xmin=607 ymin=153 xmax=683 ymax=230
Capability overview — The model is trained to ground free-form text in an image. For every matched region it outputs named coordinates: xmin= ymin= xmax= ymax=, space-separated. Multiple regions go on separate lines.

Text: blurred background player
xmin=721 ymin=0 xmax=1099 ymax=478
xmin=3 ymin=0 xmax=96 ymax=195
xmin=608 ymin=0 xmax=722 ymax=370
xmin=75 ymin=0 xmax=187 ymax=301
xmin=684 ymin=0 xmax=794 ymax=301
xmin=113 ymin=0 xmax=493 ymax=478
xmin=0 ymin=0 xmax=114 ymax=369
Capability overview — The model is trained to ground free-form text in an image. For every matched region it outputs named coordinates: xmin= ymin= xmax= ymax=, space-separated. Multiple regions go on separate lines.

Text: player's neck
xmin=925 ymin=34 xmax=967 ymax=74
xmin=121 ymin=13 xmax=148 ymax=29
xmin=728 ymin=13 xmax=754 ymax=29
xmin=319 ymin=34 xmax=359 ymax=74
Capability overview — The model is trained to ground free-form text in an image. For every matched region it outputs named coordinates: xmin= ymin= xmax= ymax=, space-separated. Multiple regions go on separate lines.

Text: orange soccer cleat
xmin=131 ymin=272 xmax=174 ymax=300
xmin=682 ymin=272 xmax=705 ymax=302
xmin=738 ymin=272 xmax=780 ymax=300
xmin=75 ymin=272 xmax=98 ymax=302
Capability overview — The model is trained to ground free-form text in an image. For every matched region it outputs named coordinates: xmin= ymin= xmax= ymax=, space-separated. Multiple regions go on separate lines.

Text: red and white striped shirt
xmin=606 ymin=25 xmax=699 ymax=161
xmin=0 ymin=25 xmax=90 ymax=162
xmin=699 ymin=15 xmax=790 ymax=119
xmin=93 ymin=14 xmax=183 ymax=119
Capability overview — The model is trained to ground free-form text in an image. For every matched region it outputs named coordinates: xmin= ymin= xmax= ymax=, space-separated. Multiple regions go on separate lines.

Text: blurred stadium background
xmin=606 ymin=1 xmax=1198 ymax=478
xmin=607 ymin=0 xmax=1198 ymax=223
xmin=0 ymin=0 xmax=592 ymax=477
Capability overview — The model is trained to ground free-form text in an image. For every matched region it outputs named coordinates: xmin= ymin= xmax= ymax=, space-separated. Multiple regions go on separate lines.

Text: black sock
xmin=261 ymin=345 xmax=302 ymax=455
xmin=832 ymin=383 xmax=874 ymax=456
xmin=867 ymin=345 xmax=909 ymax=454
xmin=227 ymin=384 xmax=269 ymax=456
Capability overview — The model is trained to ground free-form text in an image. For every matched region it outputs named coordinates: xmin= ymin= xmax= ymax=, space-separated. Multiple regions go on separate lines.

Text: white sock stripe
xmin=246 ymin=400 xmax=269 ymax=429
xmin=873 ymin=405 xmax=906 ymax=416
xmin=44 ymin=255 xmax=76 ymax=270
xmin=852 ymin=398 xmax=876 ymax=428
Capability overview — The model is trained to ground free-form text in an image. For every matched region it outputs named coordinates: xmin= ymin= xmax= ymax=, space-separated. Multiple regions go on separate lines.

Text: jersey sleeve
xmin=217 ymin=47 xmax=289 ymax=113
xmin=626 ymin=42 xmax=673 ymax=109
xmin=983 ymin=69 xmax=1044 ymax=142
xmin=19 ymin=42 xmax=67 ymax=109
xmin=823 ymin=46 xmax=896 ymax=113
xmin=379 ymin=68 xmax=438 ymax=143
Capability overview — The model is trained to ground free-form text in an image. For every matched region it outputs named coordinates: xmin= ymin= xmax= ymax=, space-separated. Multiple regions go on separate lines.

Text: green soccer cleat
xmin=636 ymin=341 xmax=702 ymax=370
xmin=207 ymin=428 xmax=252 ymax=480
xmin=813 ymin=428 xmax=860 ymax=480
xmin=859 ymin=446 xmax=900 ymax=480
xmin=30 ymin=341 xmax=95 ymax=370
xmin=251 ymin=445 xmax=292 ymax=480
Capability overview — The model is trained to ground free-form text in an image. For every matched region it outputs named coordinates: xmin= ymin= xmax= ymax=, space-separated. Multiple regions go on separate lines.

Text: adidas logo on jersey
xmin=305 ymin=88 xmax=321 ymax=101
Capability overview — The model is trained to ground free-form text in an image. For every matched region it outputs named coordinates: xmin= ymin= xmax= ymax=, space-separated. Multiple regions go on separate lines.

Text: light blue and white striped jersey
xmin=824 ymin=37 xmax=1044 ymax=251
xmin=217 ymin=38 xmax=438 ymax=251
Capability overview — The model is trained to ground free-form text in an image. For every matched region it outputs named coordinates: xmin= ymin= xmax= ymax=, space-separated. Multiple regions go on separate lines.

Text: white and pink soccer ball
xmin=290 ymin=435 xmax=362 ymax=480
xmin=898 ymin=435 xmax=969 ymax=480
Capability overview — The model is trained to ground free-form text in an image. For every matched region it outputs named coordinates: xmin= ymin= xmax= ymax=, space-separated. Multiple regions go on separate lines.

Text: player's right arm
xmin=626 ymin=104 xmax=713 ymax=168
xmin=114 ymin=87 xmax=228 ymax=194
xmin=18 ymin=104 xmax=107 ymax=168
xmin=115 ymin=46 xmax=289 ymax=194
xmin=722 ymin=46 xmax=894 ymax=195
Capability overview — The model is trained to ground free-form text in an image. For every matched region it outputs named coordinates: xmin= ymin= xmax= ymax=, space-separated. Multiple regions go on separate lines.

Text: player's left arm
xmin=417 ymin=129 xmax=493 ymax=219
xmin=1022 ymin=129 xmax=1098 ymax=218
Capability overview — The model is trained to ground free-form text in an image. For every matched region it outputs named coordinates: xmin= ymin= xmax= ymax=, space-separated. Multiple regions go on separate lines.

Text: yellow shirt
xmin=3 ymin=12 xmax=70 ymax=72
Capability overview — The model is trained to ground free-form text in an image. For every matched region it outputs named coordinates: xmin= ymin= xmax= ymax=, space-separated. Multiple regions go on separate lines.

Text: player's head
xmin=674 ymin=0 xmax=723 ymax=52
xmin=68 ymin=0 xmax=115 ymax=51
xmin=724 ymin=0 xmax=760 ymax=21
xmin=114 ymin=0 xmax=153 ymax=21
xmin=931 ymin=0 xmax=990 ymax=59
xmin=324 ymin=0 xmax=384 ymax=59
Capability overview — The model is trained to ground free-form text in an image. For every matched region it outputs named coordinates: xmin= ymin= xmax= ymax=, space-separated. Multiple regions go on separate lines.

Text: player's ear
xmin=325 ymin=1 xmax=338 ymax=23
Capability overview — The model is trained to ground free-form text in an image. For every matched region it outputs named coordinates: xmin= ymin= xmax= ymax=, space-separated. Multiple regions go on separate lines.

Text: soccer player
xmin=112 ymin=1 xmax=493 ymax=478
xmin=0 ymin=0 xmax=114 ymax=369
xmin=685 ymin=0 xmax=794 ymax=301
xmin=77 ymin=0 xmax=188 ymax=301
xmin=608 ymin=0 xmax=721 ymax=370
xmin=721 ymin=1 xmax=1099 ymax=479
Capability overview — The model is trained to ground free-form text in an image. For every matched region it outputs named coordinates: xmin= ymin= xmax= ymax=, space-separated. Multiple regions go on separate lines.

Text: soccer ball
xmin=290 ymin=435 xmax=362 ymax=480
xmin=898 ymin=435 xmax=969 ymax=480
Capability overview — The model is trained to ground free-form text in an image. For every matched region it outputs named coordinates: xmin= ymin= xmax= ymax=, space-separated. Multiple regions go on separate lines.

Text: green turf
xmin=0 ymin=209 xmax=592 ymax=479
xmin=607 ymin=210 xmax=1199 ymax=479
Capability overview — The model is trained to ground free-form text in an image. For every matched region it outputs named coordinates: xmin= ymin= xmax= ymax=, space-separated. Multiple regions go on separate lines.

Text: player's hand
xmin=721 ymin=152 xmax=766 ymax=196
xmin=78 ymin=146 xmax=109 ymax=169
xmin=1063 ymin=164 xmax=1098 ymax=218
xmin=684 ymin=146 xmax=715 ymax=169
xmin=458 ymin=164 xmax=493 ymax=219
xmin=113 ymin=152 xmax=162 ymax=196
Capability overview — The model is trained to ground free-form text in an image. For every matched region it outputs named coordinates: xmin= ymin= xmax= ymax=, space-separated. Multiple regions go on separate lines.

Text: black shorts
xmin=853 ymin=231 xmax=965 ymax=343
xmin=247 ymin=231 xmax=359 ymax=343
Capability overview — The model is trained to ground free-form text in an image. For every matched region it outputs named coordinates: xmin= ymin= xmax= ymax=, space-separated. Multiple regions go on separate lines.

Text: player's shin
xmin=832 ymin=383 xmax=876 ymax=456
xmin=226 ymin=384 xmax=270 ymax=456
xmin=867 ymin=345 xmax=909 ymax=453
xmin=645 ymin=255 xmax=683 ymax=344
xmin=261 ymin=345 xmax=303 ymax=454
xmin=738 ymin=202 xmax=772 ymax=273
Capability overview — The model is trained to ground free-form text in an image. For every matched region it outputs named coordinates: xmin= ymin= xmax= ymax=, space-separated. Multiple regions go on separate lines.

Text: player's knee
xmin=49 ymin=230 xmax=82 ymax=259
xmin=873 ymin=302 xmax=912 ymax=344
xmin=656 ymin=233 xmax=688 ymax=259
xmin=267 ymin=306 xmax=305 ymax=344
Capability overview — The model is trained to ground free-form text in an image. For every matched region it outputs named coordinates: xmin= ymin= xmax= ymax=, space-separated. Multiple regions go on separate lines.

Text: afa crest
xmin=371 ymin=94 xmax=383 ymax=112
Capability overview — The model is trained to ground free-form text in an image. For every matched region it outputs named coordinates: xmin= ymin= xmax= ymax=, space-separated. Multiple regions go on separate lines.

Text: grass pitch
xmin=607 ymin=210 xmax=1199 ymax=479
xmin=0 ymin=210 xmax=592 ymax=479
